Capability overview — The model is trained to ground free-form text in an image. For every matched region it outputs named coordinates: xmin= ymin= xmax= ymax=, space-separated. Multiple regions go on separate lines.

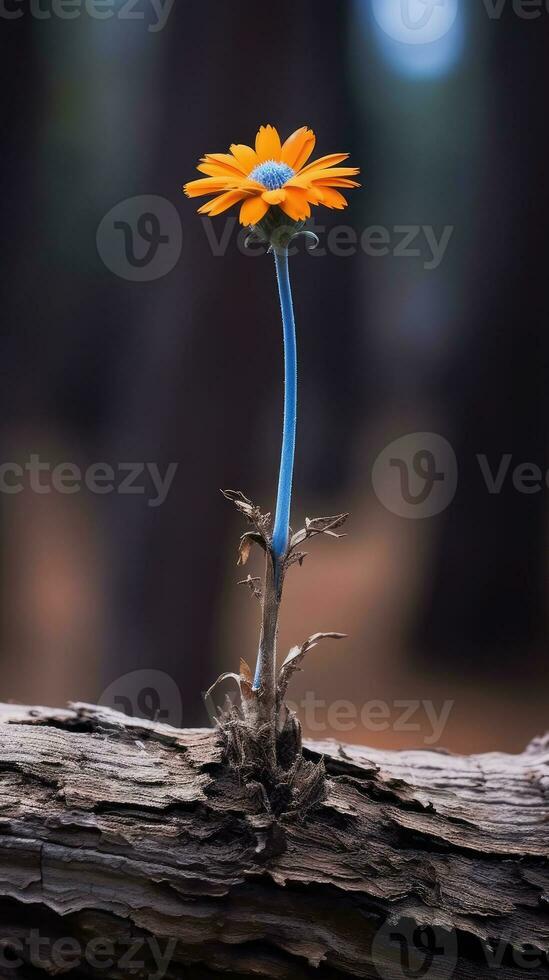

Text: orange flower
xmin=183 ymin=124 xmax=360 ymax=226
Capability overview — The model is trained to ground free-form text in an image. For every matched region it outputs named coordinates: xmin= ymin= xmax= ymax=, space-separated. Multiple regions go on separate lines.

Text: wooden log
xmin=0 ymin=703 xmax=548 ymax=978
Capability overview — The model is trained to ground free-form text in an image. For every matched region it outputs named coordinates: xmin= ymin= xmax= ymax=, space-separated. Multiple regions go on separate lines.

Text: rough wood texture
xmin=0 ymin=703 xmax=548 ymax=978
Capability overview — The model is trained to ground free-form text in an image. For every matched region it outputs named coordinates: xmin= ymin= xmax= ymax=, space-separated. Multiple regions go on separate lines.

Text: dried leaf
xmin=285 ymin=551 xmax=308 ymax=569
xmin=289 ymin=529 xmax=307 ymax=548
xmin=238 ymin=660 xmax=254 ymax=702
xmin=222 ymin=489 xmax=254 ymax=514
xmin=205 ymin=672 xmax=242 ymax=701
xmin=289 ymin=513 xmax=349 ymax=551
xmin=240 ymin=678 xmax=254 ymax=701
xmin=238 ymin=574 xmax=263 ymax=600
xmin=206 ymin=664 xmax=256 ymax=710
xmin=277 ymin=632 xmax=347 ymax=703
xmin=222 ymin=490 xmax=273 ymax=546
xmin=238 ymin=536 xmax=253 ymax=566
xmin=238 ymin=532 xmax=266 ymax=566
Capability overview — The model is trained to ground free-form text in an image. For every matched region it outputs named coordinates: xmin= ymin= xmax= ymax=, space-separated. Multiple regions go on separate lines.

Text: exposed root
xmin=216 ymin=700 xmax=326 ymax=821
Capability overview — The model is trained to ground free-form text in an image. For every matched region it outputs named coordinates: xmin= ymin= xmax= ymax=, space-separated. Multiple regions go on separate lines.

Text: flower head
xmin=183 ymin=125 xmax=360 ymax=232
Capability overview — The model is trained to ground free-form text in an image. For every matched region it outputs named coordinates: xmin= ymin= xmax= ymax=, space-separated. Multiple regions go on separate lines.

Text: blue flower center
xmin=250 ymin=160 xmax=294 ymax=191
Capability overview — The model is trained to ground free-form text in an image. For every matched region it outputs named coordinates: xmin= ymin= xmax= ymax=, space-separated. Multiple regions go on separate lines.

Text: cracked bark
xmin=0 ymin=703 xmax=548 ymax=979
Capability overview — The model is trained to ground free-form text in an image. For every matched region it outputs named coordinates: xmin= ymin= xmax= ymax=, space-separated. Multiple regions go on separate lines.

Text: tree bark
xmin=0 ymin=703 xmax=548 ymax=979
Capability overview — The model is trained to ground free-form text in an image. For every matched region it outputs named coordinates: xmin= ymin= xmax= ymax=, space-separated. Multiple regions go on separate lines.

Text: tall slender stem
xmin=271 ymin=247 xmax=297 ymax=564
xmin=252 ymin=247 xmax=297 ymax=700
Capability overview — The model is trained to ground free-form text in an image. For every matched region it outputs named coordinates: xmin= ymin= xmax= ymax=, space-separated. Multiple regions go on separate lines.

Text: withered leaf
xmin=205 ymin=672 xmax=242 ymax=701
xmin=285 ymin=551 xmax=308 ymax=569
xmin=289 ymin=513 xmax=349 ymax=550
xmin=237 ymin=575 xmax=263 ymax=600
xmin=238 ymin=532 xmax=266 ymax=566
xmin=222 ymin=489 xmax=253 ymax=509
xmin=206 ymin=665 xmax=255 ymax=707
xmin=277 ymin=632 xmax=347 ymax=703
xmin=222 ymin=490 xmax=273 ymax=546
xmin=240 ymin=678 xmax=254 ymax=701
xmin=239 ymin=659 xmax=254 ymax=701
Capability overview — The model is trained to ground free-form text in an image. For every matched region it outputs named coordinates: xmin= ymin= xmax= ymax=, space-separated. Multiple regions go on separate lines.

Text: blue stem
xmin=271 ymin=247 xmax=297 ymax=566
xmin=252 ymin=248 xmax=297 ymax=693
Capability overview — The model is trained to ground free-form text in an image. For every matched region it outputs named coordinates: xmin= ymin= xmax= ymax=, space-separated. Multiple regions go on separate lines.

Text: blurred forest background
xmin=1 ymin=0 xmax=548 ymax=753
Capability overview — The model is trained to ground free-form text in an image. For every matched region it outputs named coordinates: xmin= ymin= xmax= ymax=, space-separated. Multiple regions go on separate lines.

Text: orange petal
xmin=280 ymin=187 xmax=311 ymax=222
xmin=286 ymin=174 xmax=317 ymax=191
xmin=313 ymin=177 xmax=361 ymax=189
xmin=281 ymin=127 xmax=316 ymax=170
xmin=230 ymin=143 xmax=259 ymax=173
xmin=238 ymin=178 xmax=265 ymax=192
xmin=316 ymin=187 xmax=348 ymax=210
xmin=302 ymin=166 xmax=360 ymax=181
xmin=198 ymin=190 xmax=251 ymax=216
xmin=262 ymin=189 xmax=286 ymax=204
xmin=255 ymin=125 xmax=282 ymax=162
xmin=197 ymin=162 xmax=243 ymax=180
xmin=240 ymin=194 xmax=270 ymax=226
xmin=305 ymin=186 xmax=324 ymax=205
xmin=285 ymin=173 xmax=340 ymax=194
xmin=201 ymin=152 xmax=246 ymax=175
xmin=184 ymin=177 xmax=233 ymax=198
xmin=297 ymin=153 xmax=351 ymax=176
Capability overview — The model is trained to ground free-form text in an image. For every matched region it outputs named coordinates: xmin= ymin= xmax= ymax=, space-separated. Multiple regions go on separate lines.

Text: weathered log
xmin=0 ymin=703 xmax=548 ymax=978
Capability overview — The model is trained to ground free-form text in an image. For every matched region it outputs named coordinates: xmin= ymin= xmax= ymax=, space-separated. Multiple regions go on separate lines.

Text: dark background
xmin=2 ymin=0 xmax=548 ymax=752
